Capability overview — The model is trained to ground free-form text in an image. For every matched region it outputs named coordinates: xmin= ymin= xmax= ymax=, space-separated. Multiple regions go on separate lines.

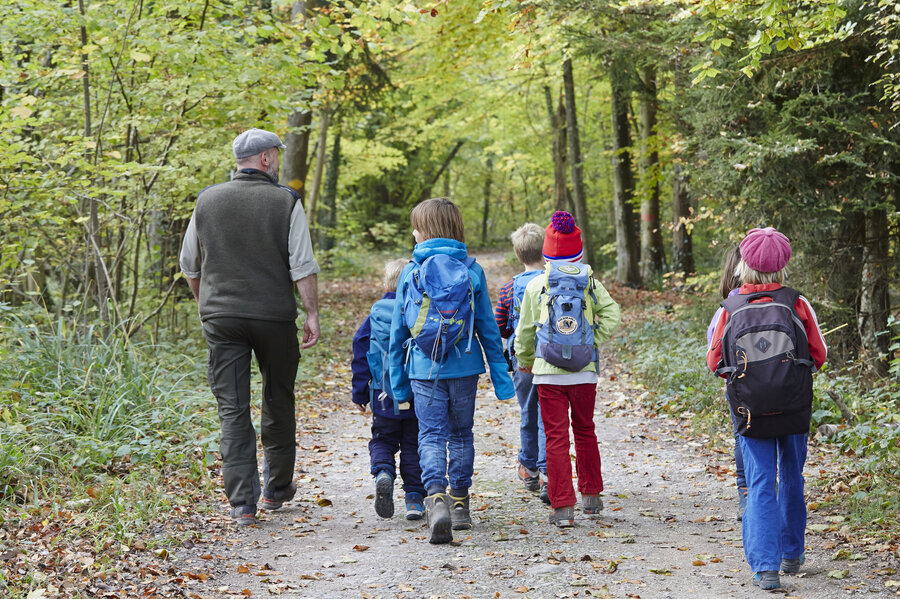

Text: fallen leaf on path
xmin=649 ymin=567 xmax=672 ymax=575
xmin=353 ymin=545 xmax=369 ymax=551
xmin=827 ymin=569 xmax=850 ymax=579
xmin=513 ymin=586 xmax=529 ymax=593
xmin=316 ymin=497 xmax=333 ymax=507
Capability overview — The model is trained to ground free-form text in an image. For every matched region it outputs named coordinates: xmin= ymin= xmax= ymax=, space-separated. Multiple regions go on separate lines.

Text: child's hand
xmin=518 ymin=365 xmax=533 ymax=374
xmin=355 ymin=404 xmax=367 ymax=413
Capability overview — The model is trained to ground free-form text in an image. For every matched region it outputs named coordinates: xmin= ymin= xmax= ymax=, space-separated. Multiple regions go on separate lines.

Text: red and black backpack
xmin=715 ymin=287 xmax=815 ymax=438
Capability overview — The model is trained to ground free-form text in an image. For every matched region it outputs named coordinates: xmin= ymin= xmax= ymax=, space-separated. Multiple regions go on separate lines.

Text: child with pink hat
xmin=707 ymin=227 xmax=827 ymax=590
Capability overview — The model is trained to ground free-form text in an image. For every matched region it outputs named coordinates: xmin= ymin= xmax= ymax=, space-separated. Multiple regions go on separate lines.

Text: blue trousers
xmin=728 ymin=401 xmax=746 ymax=489
xmin=513 ymin=369 xmax=546 ymax=473
xmin=411 ymin=376 xmax=479 ymax=493
xmin=739 ymin=433 xmax=808 ymax=572
xmin=369 ymin=414 xmax=425 ymax=495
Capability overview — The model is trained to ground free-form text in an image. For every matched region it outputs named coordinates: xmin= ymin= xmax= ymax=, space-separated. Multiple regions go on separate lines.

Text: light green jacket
xmin=513 ymin=264 xmax=620 ymax=374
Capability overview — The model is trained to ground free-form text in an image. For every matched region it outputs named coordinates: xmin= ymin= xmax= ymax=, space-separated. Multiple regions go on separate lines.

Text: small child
xmin=351 ymin=258 xmax=426 ymax=521
xmin=514 ymin=211 xmax=621 ymax=528
xmin=494 ymin=223 xmax=548 ymax=501
xmin=707 ymin=227 xmax=827 ymax=591
xmin=388 ymin=197 xmax=515 ymax=544
xmin=705 ymin=246 xmax=747 ymax=520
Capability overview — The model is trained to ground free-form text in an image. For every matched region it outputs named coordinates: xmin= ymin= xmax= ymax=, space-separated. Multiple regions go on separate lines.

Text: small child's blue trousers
xmin=370 ymin=413 xmax=425 ymax=495
xmin=739 ymin=433 xmax=807 ymax=572
xmin=513 ymin=368 xmax=546 ymax=473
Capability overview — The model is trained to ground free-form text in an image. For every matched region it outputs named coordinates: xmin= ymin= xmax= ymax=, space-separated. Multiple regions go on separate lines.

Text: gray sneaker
xmin=752 ymin=570 xmax=780 ymax=590
xmin=449 ymin=493 xmax=472 ymax=530
xmin=374 ymin=471 xmax=395 ymax=518
xmin=549 ymin=505 xmax=575 ymax=528
xmin=582 ymin=494 xmax=603 ymax=515
xmin=259 ymin=482 xmax=296 ymax=511
xmin=230 ymin=504 xmax=256 ymax=527
xmin=781 ymin=553 xmax=805 ymax=573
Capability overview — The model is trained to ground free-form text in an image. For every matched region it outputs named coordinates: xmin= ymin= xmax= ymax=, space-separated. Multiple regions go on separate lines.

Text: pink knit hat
xmin=543 ymin=211 xmax=583 ymax=262
xmin=739 ymin=227 xmax=791 ymax=273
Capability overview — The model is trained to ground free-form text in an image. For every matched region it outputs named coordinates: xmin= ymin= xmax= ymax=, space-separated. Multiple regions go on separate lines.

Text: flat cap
xmin=232 ymin=128 xmax=286 ymax=159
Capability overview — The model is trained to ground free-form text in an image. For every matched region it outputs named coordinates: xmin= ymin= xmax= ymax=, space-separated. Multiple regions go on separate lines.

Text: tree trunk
xmin=281 ymin=1 xmax=323 ymax=198
xmin=78 ymin=0 xmax=110 ymax=329
xmin=282 ymin=109 xmax=313 ymax=199
xmin=482 ymin=155 xmax=493 ymax=246
xmin=306 ymin=108 xmax=330 ymax=231
xmin=638 ymin=65 xmax=665 ymax=282
xmin=318 ymin=123 xmax=341 ymax=252
xmin=858 ymin=207 xmax=890 ymax=376
xmin=670 ymin=52 xmax=695 ymax=277
xmin=671 ymin=163 xmax=695 ymax=275
xmin=610 ymin=63 xmax=640 ymax=286
xmin=563 ymin=58 xmax=592 ymax=265
xmin=545 ymin=85 xmax=570 ymax=212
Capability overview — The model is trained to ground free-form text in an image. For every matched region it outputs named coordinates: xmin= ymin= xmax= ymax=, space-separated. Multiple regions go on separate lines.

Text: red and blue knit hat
xmin=542 ymin=211 xmax=583 ymax=262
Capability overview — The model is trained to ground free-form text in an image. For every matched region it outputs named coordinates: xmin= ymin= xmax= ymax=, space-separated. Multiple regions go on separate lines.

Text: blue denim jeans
xmin=513 ymin=368 xmax=546 ymax=473
xmin=739 ymin=433 xmax=808 ymax=572
xmin=411 ymin=376 xmax=479 ymax=493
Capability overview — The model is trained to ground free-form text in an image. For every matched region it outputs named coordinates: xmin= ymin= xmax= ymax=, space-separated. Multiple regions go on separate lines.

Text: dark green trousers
xmin=202 ymin=317 xmax=300 ymax=507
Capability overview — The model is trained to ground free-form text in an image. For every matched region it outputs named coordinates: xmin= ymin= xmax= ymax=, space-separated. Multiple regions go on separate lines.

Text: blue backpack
xmin=715 ymin=287 xmax=815 ymax=438
xmin=534 ymin=262 xmax=599 ymax=372
xmin=508 ymin=270 xmax=543 ymax=357
xmin=366 ymin=298 xmax=405 ymax=415
xmin=403 ymin=254 xmax=477 ymax=367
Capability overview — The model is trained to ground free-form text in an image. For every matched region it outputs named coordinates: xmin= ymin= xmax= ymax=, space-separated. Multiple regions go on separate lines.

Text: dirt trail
xmin=179 ymin=253 xmax=897 ymax=599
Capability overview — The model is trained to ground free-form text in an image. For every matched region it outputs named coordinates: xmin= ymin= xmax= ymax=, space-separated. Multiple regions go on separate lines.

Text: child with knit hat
xmin=513 ymin=212 xmax=620 ymax=527
xmin=707 ymin=227 xmax=827 ymax=590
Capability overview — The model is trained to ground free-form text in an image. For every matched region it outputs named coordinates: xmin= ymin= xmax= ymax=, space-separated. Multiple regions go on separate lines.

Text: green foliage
xmin=616 ymin=298 xmax=728 ymax=434
xmin=0 ymin=305 xmax=215 ymax=506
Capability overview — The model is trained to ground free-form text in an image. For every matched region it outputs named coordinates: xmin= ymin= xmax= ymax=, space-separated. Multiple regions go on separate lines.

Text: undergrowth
xmin=0 ymin=305 xmax=217 ymax=540
xmin=617 ymin=293 xmax=900 ymax=541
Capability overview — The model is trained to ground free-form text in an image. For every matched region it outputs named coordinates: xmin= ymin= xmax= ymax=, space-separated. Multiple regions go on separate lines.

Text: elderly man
xmin=180 ymin=128 xmax=320 ymax=526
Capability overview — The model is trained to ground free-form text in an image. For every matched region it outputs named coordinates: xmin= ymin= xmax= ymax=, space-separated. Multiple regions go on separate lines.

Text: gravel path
xmin=177 ymin=253 xmax=898 ymax=599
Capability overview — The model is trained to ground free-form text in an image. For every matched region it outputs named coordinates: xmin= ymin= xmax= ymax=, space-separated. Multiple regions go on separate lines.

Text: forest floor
xmin=161 ymin=252 xmax=899 ymax=599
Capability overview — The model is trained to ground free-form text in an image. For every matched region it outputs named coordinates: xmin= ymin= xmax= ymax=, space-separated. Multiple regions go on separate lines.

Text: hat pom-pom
xmin=551 ymin=211 xmax=575 ymax=234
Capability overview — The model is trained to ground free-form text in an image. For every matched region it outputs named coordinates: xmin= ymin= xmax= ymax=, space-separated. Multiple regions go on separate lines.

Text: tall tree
xmin=637 ymin=65 xmax=665 ymax=281
xmin=610 ymin=62 xmax=640 ymax=286
xmin=481 ymin=155 xmax=494 ymax=246
xmin=545 ymin=85 xmax=571 ymax=211
xmin=563 ymin=57 xmax=592 ymax=265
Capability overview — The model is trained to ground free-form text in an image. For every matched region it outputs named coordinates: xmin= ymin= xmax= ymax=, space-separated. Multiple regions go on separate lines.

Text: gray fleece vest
xmin=194 ymin=170 xmax=297 ymax=322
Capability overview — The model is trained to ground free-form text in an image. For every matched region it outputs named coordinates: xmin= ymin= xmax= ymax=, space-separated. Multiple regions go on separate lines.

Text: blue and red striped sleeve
xmin=494 ymin=278 xmax=515 ymax=338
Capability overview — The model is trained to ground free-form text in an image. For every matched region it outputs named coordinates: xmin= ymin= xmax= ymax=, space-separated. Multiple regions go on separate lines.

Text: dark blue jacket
xmin=351 ymin=292 xmax=415 ymax=419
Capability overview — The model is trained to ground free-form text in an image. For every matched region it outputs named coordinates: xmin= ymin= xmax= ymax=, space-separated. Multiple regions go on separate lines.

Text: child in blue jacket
xmin=351 ymin=259 xmax=426 ymax=521
xmin=388 ymin=197 xmax=515 ymax=545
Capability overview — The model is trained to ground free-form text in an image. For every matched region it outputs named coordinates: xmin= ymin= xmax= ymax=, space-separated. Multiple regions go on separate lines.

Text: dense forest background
xmin=2 ymin=0 xmax=897 ymax=367
xmin=0 ymin=1 xmax=898 ymax=592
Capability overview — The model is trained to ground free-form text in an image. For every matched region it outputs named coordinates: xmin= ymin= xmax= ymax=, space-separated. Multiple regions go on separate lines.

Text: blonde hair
xmin=510 ymin=223 xmax=544 ymax=265
xmin=735 ymin=258 xmax=784 ymax=285
xmin=410 ymin=197 xmax=465 ymax=243
xmin=383 ymin=258 xmax=408 ymax=292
